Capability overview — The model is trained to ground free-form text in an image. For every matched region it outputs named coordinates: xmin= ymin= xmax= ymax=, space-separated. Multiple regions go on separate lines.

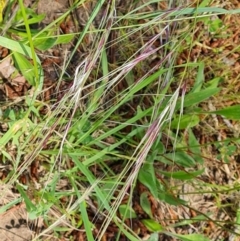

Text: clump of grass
xmin=1 ymin=0 xmax=240 ymax=240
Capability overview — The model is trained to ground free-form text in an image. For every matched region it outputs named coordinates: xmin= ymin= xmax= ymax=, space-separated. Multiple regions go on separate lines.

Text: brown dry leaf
xmin=11 ymin=74 xmax=26 ymax=85
xmin=0 ymin=57 xmax=15 ymax=79
xmin=4 ymin=84 xmax=21 ymax=99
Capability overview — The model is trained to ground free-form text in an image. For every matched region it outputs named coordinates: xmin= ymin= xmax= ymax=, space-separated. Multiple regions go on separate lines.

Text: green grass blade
xmin=210 ymin=105 xmax=240 ymax=120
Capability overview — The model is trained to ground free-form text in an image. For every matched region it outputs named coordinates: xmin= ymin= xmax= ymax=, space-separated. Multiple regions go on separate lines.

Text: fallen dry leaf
xmin=11 ymin=74 xmax=26 ymax=85
xmin=0 ymin=57 xmax=15 ymax=79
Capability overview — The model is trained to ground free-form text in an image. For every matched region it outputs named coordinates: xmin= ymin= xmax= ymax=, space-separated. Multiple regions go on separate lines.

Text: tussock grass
xmin=0 ymin=0 xmax=240 ymax=240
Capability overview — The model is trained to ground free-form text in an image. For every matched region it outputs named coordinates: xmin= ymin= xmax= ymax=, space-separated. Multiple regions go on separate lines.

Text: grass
xmin=0 ymin=0 xmax=240 ymax=240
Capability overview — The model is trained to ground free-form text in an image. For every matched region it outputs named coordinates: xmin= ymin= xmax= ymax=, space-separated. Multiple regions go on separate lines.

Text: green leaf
xmin=150 ymin=135 xmax=165 ymax=156
xmin=138 ymin=163 xmax=158 ymax=198
xmin=55 ymin=34 xmax=75 ymax=45
xmin=80 ymin=201 xmax=94 ymax=241
xmin=4 ymin=109 xmax=16 ymax=121
xmin=210 ymin=105 xmax=240 ymax=120
xmin=162 ymin=151 xmax=196 ymax=168
xmin=14 ymin=7 xmax=45 ymax=25
xmin=0 ymin=36 xmax=39 ymax=60
xmin=191 ymin=62 xmax=204 ymax=93
xmin=12 ymin=52 xmax=35 ymax=85
xmin=208 ymin=18 xmax=223 ymax=33
xmin=198 ymin=0 xmax=212 ymax=7
xmin=171 ymin=115 xmax=200 ymax=129
xmin=1 ymin=150 xmax=13 ymax=161
xmin=141 ymin=219 xmax=163 ymax=232
xmin=0 ymin=198 xmax=22 ymax=214
xmin=0 ymin=36 xmax=43 ymax=89
xmin=146 ymin=233 xmax=159 ymax=241
xmin=70 ymin=155 xmax=111 ymax=212
xmin=188 ymin=129 xmax=203 ymax=164
xmin=33 ymin=36 xmax=57 ymax=51
xmin=119 ymin=204 xmax=137 ymax=219
xmin=205 ymin=77 xmax=222 ymax=89
xmin=158 ymin=192 xmax=186 ymax=205
xmin=140 ymin=192 xmax=153 ymax=218
xmin=173 ymin=214 xmax=207 ymax=227
xmin=0 ymin=119 xmax=27 ymax=148
xmin=165 ymin=233 xmax=211 ymax=241
xmin=178 ymin=87 xmax=220 ymax=109
xmin=16 ymin=184 xmax=36 ymax=214
xmin=159 ymin=169 xmax=204 ymax=180
xmin=236 ymin=208 xmax=240 ymax=225
xmin=25 ymin=96 xmax=40 ymax=116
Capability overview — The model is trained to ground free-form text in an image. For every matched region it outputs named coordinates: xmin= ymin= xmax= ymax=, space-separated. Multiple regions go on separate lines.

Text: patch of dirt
xmin=37 ymin=0 xmax=68 ymax=24
xmin=0 ymin=184 xmax=43 ymax=241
